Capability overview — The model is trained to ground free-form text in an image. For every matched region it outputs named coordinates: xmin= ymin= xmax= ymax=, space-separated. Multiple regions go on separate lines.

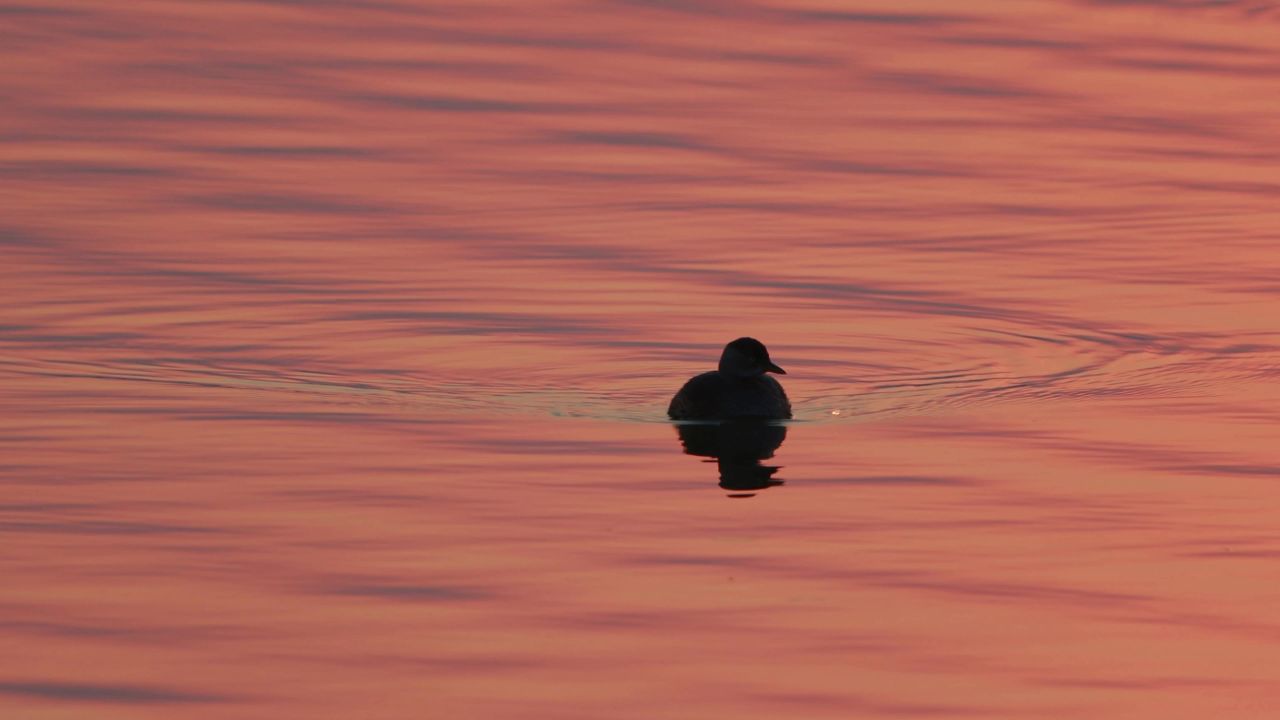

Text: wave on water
xmin=4 ymin=319 xmax=1273 ymax=426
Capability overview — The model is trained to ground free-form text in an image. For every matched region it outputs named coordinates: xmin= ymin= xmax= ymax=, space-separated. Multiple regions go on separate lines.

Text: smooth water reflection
xmin=675 ymin=421 xmax=789 ymax=496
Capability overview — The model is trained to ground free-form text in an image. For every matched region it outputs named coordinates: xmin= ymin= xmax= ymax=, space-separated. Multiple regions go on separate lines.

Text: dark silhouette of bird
xmin=667 ymin=337 xmax=792 ymax=420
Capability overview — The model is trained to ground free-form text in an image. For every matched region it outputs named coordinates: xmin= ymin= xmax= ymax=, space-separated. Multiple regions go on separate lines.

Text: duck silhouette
xmin=667 ymin=337 xmax=792 ymax=420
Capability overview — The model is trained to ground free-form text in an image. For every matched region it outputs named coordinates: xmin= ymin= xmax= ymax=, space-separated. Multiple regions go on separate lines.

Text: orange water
xmin=3 ymin=1 xmax=1280 ymax=717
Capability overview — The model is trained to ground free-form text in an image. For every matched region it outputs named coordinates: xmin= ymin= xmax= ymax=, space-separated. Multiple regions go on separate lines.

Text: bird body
xmin=668 ymin=338 xmax=792 ymax=420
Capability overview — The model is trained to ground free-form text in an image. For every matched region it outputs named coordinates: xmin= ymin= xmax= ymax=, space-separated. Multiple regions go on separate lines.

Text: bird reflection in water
xmin=674 ymin=420 xmax=787 ymax=498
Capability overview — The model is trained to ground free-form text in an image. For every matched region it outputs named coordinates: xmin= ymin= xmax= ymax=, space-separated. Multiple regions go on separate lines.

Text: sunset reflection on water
xmin=3 ymin=1 xmax=1280 ymax=718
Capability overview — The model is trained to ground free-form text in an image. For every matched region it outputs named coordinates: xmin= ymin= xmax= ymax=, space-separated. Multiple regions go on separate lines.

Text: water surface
xmin=4 ymin=1 xmax=1280 ymax=718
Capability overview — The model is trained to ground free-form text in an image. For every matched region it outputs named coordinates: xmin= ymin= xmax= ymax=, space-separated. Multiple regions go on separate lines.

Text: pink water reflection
xmin=3 ymin=0 xmax=1280 ymax=717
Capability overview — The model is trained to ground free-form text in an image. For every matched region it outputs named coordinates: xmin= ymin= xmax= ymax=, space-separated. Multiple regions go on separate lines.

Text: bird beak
xmin=766 ymin=361 xmax=786 ymax=374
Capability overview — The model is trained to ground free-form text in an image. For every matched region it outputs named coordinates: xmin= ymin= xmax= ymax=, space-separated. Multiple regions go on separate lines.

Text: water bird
xmin=668 ymin=337 xmax=792 ymax=420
